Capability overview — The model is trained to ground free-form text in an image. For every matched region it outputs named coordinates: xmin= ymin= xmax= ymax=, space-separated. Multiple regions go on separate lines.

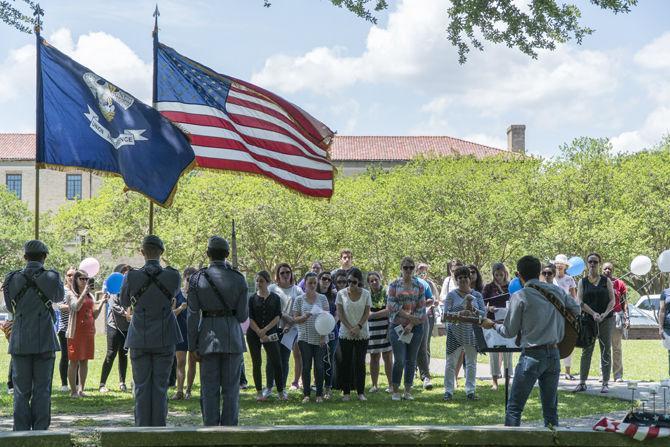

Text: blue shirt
xmin=417 ymin=277 xmax=433 ymax=300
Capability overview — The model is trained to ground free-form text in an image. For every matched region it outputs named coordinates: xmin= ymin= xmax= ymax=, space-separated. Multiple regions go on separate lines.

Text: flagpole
xmin=34 ymin=4 xmax=44 ymax=240
xmin=231 ymin=219 xmax=238 ymax=269
xmin=148 ymin=4 xmax=160 ymax=235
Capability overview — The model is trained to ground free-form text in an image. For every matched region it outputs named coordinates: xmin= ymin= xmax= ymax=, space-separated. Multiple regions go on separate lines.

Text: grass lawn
xmin=430 ymin=335 xmax=669 ymax=381
xmin=0 ymin=335 xmax=629 ymax=426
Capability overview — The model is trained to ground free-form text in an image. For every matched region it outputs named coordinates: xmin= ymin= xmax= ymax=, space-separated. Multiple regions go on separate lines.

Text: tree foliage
xmin=0 ymin=0 xmax=37 ymax=34
xmin=0 ymin=187 xmax=31 ymax=273
xmin=11 ymin=135 xmax=668 ymax=293
xmin=265 ymin=0 xmax=637 ymax=64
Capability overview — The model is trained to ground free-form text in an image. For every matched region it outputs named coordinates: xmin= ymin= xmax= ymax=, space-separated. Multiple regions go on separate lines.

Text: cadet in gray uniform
xmin=120 ymin=235 xmax=182 ymax=427
xmin=2 ymin=240 xmax=63 ymax=431
xmin=187 ymin=236 xmax=248 ymax=426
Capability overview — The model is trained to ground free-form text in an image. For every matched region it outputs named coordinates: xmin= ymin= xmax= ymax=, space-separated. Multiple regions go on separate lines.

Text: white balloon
xmin=658 ymin=250 xmax=670 ymax=273
xmin=630 ymin=255 xmax=652 ymax=276
xmin=79 ymin=257 xmax=100 ymax=277
xmin=314 ymin=312 xmax=336 ymax=335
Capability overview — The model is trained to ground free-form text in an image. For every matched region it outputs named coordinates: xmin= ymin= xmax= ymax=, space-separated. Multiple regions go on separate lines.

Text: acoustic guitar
xmin=525 ymin=283 xmax=578 ymax=359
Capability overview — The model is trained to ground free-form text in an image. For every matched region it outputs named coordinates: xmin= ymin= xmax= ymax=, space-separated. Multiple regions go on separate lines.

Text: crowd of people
xmin=0 ymin=237 xmax=650 ymax=432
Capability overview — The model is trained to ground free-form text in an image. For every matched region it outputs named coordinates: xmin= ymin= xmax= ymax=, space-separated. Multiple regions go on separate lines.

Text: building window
xmin=6 ymin=174 xmax=22 ymax=199
xmin=66 ymin=174 xmax=82 ymax=200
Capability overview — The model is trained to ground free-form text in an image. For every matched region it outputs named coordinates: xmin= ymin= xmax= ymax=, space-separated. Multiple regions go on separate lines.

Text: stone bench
xmin=96 ymin=425 xmax=668 ymax=447
xmin=0 ymin=430 xmax=71 ymax=447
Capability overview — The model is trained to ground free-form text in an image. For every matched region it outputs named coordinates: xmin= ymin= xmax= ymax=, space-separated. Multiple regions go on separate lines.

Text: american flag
xmin=155 ymin=42 xmax=335 ymax=197
xmin=594 ymin=417 xmax=670 ymax=441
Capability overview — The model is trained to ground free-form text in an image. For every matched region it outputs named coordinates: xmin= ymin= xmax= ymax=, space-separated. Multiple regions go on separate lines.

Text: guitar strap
xmin=525 ymin=283 xmax=579 ymax=333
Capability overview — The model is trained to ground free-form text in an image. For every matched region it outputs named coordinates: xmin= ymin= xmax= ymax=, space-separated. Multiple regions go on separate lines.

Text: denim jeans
xmin=389 ymin=323 xmax=423 ymax=388
xmin=324 ymin=337 xmax=338 ymax=389
xmin=298 ymin=341 xmax=325 ymax=397
xmin=506 ymin=347 xmax=561 ymax=427
xmin=416 ymin=315 xmax=435 ymax=379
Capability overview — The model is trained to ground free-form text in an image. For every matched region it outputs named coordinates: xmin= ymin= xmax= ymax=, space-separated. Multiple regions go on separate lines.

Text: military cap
xmin=207 ymin=236 xmax=230 ymax=252
xmin=24 ymin=240 xmax=49 ymax=255
xmin=142 ymin=235 xmax=165 ymax=252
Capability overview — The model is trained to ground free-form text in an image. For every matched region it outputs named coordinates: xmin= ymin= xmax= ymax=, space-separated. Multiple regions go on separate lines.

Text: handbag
xmin=575 ymin=313 xmax=596 ymax=348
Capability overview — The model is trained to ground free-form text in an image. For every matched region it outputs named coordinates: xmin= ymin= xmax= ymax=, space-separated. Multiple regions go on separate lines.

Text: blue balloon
xmin=566 ymin=256 xmax=585 ymax=276
xmin=105 ymin=272 xmax=124 ymax=294
xmin=508 ymin=277 xmax=523 ymax=295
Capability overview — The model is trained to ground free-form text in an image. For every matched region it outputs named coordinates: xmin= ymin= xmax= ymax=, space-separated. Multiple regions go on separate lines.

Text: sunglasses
xmin=587 ymin=260 xmax=599 ymax=265
xmin=78 ymin=277 xmax=89 ymax=281
xmin=402 ymin=265 xmax=415 ymax=270
xmin=347 ymin=279 xmax=358 ymax=286
xmin=336 ymin=279 xmax=347 ymax=284
xmin=321 ymin=277 xmax=332 ymax=281
xmin=542 ymin=271 xmax=554 ymax=276
xmin=279 ymin=271 xmax=291 ymax=275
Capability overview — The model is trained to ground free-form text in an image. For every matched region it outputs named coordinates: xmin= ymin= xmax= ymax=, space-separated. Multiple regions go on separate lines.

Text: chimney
xmin=507 ymin=124 xmax=526 ymax=154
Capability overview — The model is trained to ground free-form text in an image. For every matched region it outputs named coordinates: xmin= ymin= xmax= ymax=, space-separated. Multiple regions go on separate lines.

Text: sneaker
xmin=358 ymin=394 xmax=367 ymax=401
xmin=391 ymin=393 xmax=402 ymax=401
xmin=119 ymin=383 xmax=128 ymax=392
xmin=466 ymin=393 xmax=477 ymax=400
xmin=342 ymin=394 xmax=351 ymax=402
xmin=572 ymin=383 xmax=587 ymax=393
xmin=60 ymin=385 xmax=69 ymax=393
xmin=184 ymin=391 xmax=192 ymax=400
xmin=565 ymin=373 xmax=576 ymax=381
xmin=403 ymin=392 xmax=414 ymax=401
xmin=280 ymin=390 xmax=289 ymax=401
xmin=290 ymin=382 xmax=300 ymax=391
xmin=385 ymin=387 xmax=392 ymax=393
xmin=262 ymin=387 xmax=273 ymax=399
xmin=256 ymin=393 xmax=268 ymax=402
xmin=368 ymin=386 xmax=379 ymax=393
xmin=423 ymin=377 xmax=433 ymax=390
xmin=240 ymin=383 xmax=249 ymax=390
xmin=601 ymin=384 xmax=609 ymax=394
xmin=301 ymin=396 xmax=310 ymax=404
xmin=7 ymin=388 xmax=14 ymax=395
xmin=171 ymin=391 xmax=184 ymax=400
xmin=99 ymin=386 xmax=109 ymax=394
xmin=443 ymin=393 xmax=453 ymax=401
xmin=315 ymin=396 xmax=323 ymax=403
xmin=614 ymin=378 xmax=624 ymax=383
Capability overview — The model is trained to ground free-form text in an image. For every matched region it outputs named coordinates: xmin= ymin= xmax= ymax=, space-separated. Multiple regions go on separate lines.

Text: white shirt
xmin=553 ymin=274 xmax=576 ymax=295
xmin=268 ymin=283 xmax=302 ymax=328
xmin=440 ymin=276 xmax=459 ymax=301
xmin=336 ymin=288 xmax=372 ymax=340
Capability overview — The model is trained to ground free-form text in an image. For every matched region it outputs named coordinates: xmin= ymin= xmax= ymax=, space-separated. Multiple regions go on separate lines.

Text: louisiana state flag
xmin=36 ymin=37 xmax=195 ymax=206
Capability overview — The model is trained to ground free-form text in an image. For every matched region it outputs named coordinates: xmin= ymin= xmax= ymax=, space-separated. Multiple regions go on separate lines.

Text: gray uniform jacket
xmin=120 ymin=260 xmax=182 ymax=349
xmin=187 ymin=261 xmax=248 ymax=355
xmin=3 ymin=261 xmax=63 ymax=355
xmin=495 ymin=278 xmax=581 ymax=347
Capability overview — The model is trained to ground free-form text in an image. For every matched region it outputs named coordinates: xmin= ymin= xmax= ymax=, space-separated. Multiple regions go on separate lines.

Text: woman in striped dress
xmin=366 ymin=271 xmax=393 ymax=393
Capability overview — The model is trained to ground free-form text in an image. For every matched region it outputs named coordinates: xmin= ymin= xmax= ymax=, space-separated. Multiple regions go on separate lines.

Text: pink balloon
xmin=241 ymin=318 xmax=250 ymax=333
xmin=79 ymin=257 xmax=100 ymax=277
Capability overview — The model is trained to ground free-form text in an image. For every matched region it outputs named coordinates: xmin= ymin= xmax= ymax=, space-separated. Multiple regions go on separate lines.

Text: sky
xmin=1 ymin=0 xmax=669 ymax=157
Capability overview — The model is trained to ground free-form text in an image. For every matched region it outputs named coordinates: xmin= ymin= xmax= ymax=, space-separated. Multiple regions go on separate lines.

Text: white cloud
xmin=251 ymin=0 xmax=449 ymax=94
xmin=47 ymin=28 xmax=152 ymax=103
xmin=634 ymin=31 xmax=670 ymax=70
xmin=611 ymin=106 xmax=670 ymax=153
xmin=0 ymin=44 xmax=35 ymax=103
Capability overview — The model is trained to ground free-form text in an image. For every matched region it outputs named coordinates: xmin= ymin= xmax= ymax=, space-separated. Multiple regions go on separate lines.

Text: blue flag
xmin=36 ymin=37 xmax=195 ymax=206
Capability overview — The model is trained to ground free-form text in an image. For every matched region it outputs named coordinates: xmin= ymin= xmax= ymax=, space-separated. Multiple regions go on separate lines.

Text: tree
xmin=267 ymin=0 xmax=637 ymax=63
xmin=1 ymin=0 xmax=37 ymax=34
xmin=0 ymin=186 xmax=32 ymax=273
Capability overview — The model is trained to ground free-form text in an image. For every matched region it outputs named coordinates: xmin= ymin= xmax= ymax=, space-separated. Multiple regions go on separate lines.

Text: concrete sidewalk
xmin=428 ymin=355 xmax=666 ymax=407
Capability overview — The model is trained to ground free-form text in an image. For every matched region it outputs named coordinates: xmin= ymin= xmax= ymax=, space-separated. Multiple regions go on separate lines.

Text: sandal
xmin=572 ymin=383 xmax=587 ymax=393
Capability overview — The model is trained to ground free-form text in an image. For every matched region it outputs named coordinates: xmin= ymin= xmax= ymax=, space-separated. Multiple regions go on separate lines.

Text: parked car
xmin=627 ymin=295 xmax=659 ymax=339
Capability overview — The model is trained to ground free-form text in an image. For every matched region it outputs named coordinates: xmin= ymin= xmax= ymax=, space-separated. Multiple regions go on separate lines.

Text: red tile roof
xmin=0 ymin=133 xmax=510 ymax=162
xmin=329 ymin=135 xmax=508 ymax=161
xmin=0 ymin=133 xmax=36 ymax=160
